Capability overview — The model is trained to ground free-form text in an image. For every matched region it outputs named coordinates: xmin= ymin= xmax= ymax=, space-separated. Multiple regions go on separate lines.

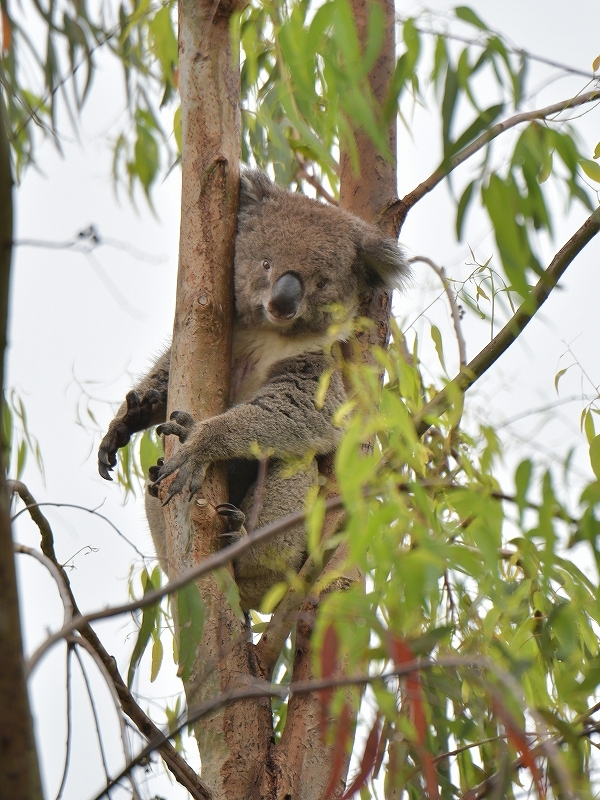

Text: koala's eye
xmin=261 ymin=259 xmax=271 ymax=271
xmin=316 ymin=278 xmax=328 ymax=289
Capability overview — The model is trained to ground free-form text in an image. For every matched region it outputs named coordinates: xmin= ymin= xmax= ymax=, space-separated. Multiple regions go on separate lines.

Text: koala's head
xmin=234 ymin=170 xmax=409 ymax=336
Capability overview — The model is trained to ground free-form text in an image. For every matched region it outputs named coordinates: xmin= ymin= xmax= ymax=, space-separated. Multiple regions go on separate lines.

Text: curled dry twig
xmin=409 ymin=255 xmax=467 ymax=366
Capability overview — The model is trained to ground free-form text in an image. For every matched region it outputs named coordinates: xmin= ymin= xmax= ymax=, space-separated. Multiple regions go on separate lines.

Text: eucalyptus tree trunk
xmin=163 ymin=1 xmax=271 ymax=796
xmin=165 ymin=0 xmax=398 ymax=796
xmin=0 ymin=68 xmax=44 ymax=800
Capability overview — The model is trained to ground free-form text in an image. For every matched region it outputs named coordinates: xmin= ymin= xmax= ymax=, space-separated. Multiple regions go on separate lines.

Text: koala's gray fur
xmin=98 ymin=169 xmax=408 ymax=610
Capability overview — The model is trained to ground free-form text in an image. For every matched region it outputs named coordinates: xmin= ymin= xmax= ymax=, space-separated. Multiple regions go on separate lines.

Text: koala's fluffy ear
xmin=240 ymin=169 xmax=276 ymax=206
xmin=358 ymin=232 xmax=410 ymax=290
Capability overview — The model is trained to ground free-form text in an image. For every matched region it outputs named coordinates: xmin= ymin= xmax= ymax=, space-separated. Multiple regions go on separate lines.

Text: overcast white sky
xmin=7 ymin=1 xmax=600 ymax=797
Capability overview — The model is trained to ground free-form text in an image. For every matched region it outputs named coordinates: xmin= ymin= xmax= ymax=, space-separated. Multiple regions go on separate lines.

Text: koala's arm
xmin=152 ymin=353 xmax=345 ymax=501
xmin=98 ymin=349 xmax=171 ymax=480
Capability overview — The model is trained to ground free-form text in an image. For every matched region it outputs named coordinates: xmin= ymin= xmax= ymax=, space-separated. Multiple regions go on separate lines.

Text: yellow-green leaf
xmin=579 ymin=158 xmax=600 ymax=182
xmin=150 ymin=637 xmax=163 ymax=682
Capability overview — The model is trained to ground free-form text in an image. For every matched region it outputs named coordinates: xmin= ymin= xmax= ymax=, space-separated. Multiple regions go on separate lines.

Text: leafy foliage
xmin=4 ymin=0 xmax=600 ymax=797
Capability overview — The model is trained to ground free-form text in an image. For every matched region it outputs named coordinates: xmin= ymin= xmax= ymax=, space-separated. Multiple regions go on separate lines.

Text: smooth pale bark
xmin=163 ymin=1 xmax=272 ymax=796
xmin=0 ymin=68 xmax=44 ymax=800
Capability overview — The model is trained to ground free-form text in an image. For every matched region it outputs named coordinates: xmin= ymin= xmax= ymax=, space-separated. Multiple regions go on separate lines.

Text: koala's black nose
xmin=267 ymin=273 xmax=303 ymax=320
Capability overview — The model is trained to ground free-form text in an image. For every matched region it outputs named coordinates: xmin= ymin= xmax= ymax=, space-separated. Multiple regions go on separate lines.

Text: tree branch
xmin=94 ymin=651 xmax=574 ymax=800
xmin=414 ymin=206 xmax=600 ymax=435
xmin=384 ymin=90 xmax=600 ymax=233
xmin=12 ymin=482 xmax=211 ymax=800
xmin=26 ymin=495 xmax=345 ymax=672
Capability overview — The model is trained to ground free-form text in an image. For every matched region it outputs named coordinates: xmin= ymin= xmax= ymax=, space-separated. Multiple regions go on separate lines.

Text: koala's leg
xmin=233 ymin=459 xmax=318 ymax=611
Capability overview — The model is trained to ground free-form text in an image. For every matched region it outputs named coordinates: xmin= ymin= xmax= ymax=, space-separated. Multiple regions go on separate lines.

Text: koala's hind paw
xmin=156 ymin=410 xmax=195 ymax=442
xmin=98 ymin=389 xmax=162 ymax=480
xmin=216 ymin=503 xmax=247 ymax=543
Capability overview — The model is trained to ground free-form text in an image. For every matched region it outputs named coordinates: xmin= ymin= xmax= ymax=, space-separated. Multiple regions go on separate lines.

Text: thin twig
xmin=71 ymin=643 xmax=118 ymax=797
xmin=385 ymin=90 xmax=600 ymax=233
xmin=69 ymin=635 xmax=140 ymax=799
xmin=9 ymin=488 xmax=148 ymax=559
xmin=414 ymin=206 xmax=600 ymax=435
xmin=14 ymin=482 xmax=211 ymax=800
xmin=55 ymin=645 xmax=74 ymax=800
xmin=296 ymin=158 xmax=338 ymax=205
xmin=409 ymin=255 xmax=467 ymax=365
xmin=397 ymin=13 xmax=598 ymax=80
xmin=13 ymin=544 xmax=74 ymax=623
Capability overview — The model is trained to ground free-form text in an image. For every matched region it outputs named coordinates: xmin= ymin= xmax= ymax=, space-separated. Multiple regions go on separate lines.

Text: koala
xmin=98 ymin=169 xmax=408 ymax=610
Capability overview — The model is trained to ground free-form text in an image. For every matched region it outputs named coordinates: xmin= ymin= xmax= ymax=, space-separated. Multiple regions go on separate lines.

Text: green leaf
xmin=554 ymin=366 xmax=569 ymax=393
xmin=590 ymin=435 xmax=600 ymax=480
xmin=128 ymin=576 xmax=159 ymax=687
xmin=456 ymin=181 xmax=474 ymax=240
xmin=594 ymin=142 xmax=600 ymax=159
xmin=441 ymin=67 xmax=458 ymax=156
xmin=579 ymin=158 xmax=600 ymax=182
xmin=150 ymin=637 xmax=163 ymax=682
xmin=430 ymin=324 xmax=447 ymax=373
xmin=514 ymin=459 xmax=532 ymax=517
xmin=16 ymin=439 xmax=26 ymax=478
xmin=448 ymin=104 xmax=504 ymax=160
xmin=455 ymin=6 xmax=489 ymax=30
xmin=140 ymin=430 xmax=163 ymax=475
xmin=584 ymin=409 xmax=596 ymax=444
xmin=176 ymin=583 xmax=205 ymax=682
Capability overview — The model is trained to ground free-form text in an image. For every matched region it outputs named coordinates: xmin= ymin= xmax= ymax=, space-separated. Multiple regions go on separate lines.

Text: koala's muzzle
xmin=267 ymin=273 xmax=303 ymax=321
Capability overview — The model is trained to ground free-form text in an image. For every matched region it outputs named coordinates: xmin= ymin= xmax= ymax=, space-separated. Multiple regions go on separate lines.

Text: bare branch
xmin=414 ymin=206 xmax=600 ymax=435
xmin=9 ymin=491 xmax=148 ymax=559
xmin=409 ymin=255 xmax=467 ymax=365
xmin=385 ymin=90 xmax=600 ymax=233
xmin=27 ymin=496 xmax=345 ymax=672
xmin=13 ymin=482 xmax=211 ymax=800
xmin=296 ymin=157 xmax=338 ymax=205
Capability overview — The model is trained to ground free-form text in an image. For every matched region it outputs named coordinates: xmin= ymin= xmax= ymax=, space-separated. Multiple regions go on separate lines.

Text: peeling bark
xmin=165 ymin=2 xmax=272 ymax=796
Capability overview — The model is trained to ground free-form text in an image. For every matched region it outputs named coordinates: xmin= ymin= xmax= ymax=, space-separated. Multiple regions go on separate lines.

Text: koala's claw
xmin=156 ymin=410 xmax=195 ymax=442
xmin=98 ymin=389 xmax=163 ymax=480
xmin=217 ymin=503 xmax=247 ymax=544
xmin=216 ymin=503 xmax=246 ymax=531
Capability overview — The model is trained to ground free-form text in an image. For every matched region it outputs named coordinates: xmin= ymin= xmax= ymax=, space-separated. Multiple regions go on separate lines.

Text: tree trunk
xmin=164 ymin=1 xmax=272 ymax=796
xmin=0 ymin=65 xmax=45 ymax=800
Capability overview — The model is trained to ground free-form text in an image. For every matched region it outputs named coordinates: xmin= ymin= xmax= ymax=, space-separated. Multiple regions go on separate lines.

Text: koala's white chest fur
xmin=231 ymin=325 xmax=328 ymax=404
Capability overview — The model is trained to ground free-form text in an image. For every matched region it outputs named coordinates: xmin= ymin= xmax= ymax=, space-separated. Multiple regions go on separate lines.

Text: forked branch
xmin=11 ymin=481 xmax=211 ymax=800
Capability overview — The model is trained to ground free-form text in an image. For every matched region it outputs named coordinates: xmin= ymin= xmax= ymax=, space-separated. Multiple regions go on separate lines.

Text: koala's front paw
xmin=150 ymin=411 xmax=207 ymax=504
xmin=98 ymin=389 xmax=162 ymax=481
